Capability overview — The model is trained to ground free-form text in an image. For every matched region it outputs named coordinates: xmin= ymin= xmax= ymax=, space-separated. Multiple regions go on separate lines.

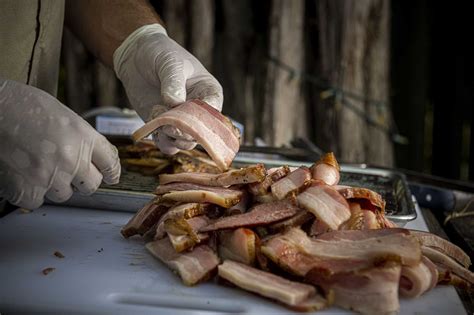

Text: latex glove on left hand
xmin=114 ymin=24 xmax=223 ymax=155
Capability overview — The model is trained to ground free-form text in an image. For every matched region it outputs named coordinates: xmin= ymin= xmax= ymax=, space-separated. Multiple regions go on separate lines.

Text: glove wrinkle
xmin=113 ymin=24 xmax=223 ymax=155
xmin=0 ymin=80 xmax=121 ymax=209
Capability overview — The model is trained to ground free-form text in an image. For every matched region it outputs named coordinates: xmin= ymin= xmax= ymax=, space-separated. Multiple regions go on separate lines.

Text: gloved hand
xmin=0 ymin=79 xmax=121 ymax=209
xmin=113 ymin=24 xmax=223 ymax=155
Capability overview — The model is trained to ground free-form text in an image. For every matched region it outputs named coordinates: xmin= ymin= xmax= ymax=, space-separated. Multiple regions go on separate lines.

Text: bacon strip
xmin=154 ymin=203 xmax=209 ymax=239
xmin=339 ymin=203 xmax=381 ymax=230
xmin=268 ymin=228 xmax=421 ymax=270
xmin=422 ymin=246 xmax=474 ymax=286
xmin=268 ymin=211 xmax=314 ymax=233
xmin=168 ymin=232 xmax=209 ymax=253
xmin=121 ymin=198 xmax=171 ymax=238
xmin=165 ymin=216 xmax=210 ymax=252
xmin=310 ymin=262 xmax=402 ymax=315
xmin=155 ymin=183 xmax=243 ymax=208
xmin=315 ymin=227 xmax=410 ymax=241
xmin=218 ymin=228 xmax=257 ymax=265
xmin=225 ymin=190 xmax=250 ymax=216
xmin=146 ymin=238 xmax=219 ymax=286
xmin=249 ymin=166 xmax=290 ymax=196
xmin=262 ymin=235 xmax=348 ymax=277
xmin=410 ymin=230 xmax=471 ymax=268
xmin=311 ymin=152 xmax=340 ymax=186
xmin=399 ymin=256 xmax=438 ymax=298
xmin=271 ymin=167 xmax=311 ymax=200
xmin=162 ymin=190 xmax=241 ymax=208
xmin=296 ymin=184 xmax=351 ymax=230
xmin=159 ymin=164 xmax=266 ymax=187
xmin=218 ymin=260 xmax=327 ymax=310
xmin=133 ymin=99 xmax=240 ymax=171
xmin=337 ymin=186 xmax=386 ymax=211
xmin=200 ymin=200 xmax=302 ymax=232
xmin=308 ymin=218 xmax=331 ymax=237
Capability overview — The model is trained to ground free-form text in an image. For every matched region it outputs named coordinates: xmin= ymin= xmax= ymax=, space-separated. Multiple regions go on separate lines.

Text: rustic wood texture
xmin=188 ymin=0 xmax=214 ymax=70
xmin=313 ymin=0 xmax=393 ymax=166
xmin=263 ymin=0 xmax=307 ymax=146
xmin=162 ymin=0 xmax=187 ymax=46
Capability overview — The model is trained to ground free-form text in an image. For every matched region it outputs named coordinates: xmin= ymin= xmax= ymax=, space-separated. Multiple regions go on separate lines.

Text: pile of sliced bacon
xmin=122 ymin=152 xmax=473 ymax=314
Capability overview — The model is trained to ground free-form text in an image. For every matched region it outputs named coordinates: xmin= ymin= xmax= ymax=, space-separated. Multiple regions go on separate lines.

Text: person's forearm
xmin=65 ymin=0 xmax=164 ymax=68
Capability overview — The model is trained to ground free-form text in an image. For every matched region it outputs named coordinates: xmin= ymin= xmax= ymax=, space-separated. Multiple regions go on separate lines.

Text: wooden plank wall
xmin=62 ymin=0 xmax=474 ymax=177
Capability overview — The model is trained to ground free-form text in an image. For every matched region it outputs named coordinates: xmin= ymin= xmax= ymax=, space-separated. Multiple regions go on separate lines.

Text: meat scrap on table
xmin=121 ymin=153 xmax=474 ymax=314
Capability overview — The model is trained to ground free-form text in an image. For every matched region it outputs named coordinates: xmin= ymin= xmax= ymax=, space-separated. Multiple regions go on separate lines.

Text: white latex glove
xmin=113 ymin=24 xmax=223 ymax=155
xmin=0 ymin=79 xmax=121 ymax=209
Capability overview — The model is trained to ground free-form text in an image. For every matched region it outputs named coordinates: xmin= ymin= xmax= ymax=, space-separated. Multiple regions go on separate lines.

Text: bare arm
xmin=65 ymin=0 xmax=164 ymax=68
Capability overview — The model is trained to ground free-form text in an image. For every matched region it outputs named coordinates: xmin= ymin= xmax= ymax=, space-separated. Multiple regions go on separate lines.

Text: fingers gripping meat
xmin=133 ymin=99 xmax=240 ymax=171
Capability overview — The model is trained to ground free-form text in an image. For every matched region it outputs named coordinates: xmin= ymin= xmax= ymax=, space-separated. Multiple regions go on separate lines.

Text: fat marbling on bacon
xmin=218 ymin=260 xmax=330 ymax=311
xmin=249 ymin=166 xmax=290 ymax=196
xmin=155 ymin=183 xmax=243 ymax=208
xmin=121 ymin=197 xmax=173 ymax=238
xmin=399 ymin=256 xmax=438 ymax=298
xmin=271 ymin=166 xmax=312 ymax=200
xmin=218 ymin=228 xmax=257 ymax=265
xmin=200 ymin=200 xmax=302 ymax=232
xmin=296 ymin=182 xmax=351 ymax=230
xmin=132 ymin=99 xmax=240 ymax=171
xmin=121 ymin=151 xmax=474 ymax=314
xmin=146 ymin=237 xmax=219 ymax=286
xmin=311 ymin=152 xmax=340 ymax=186
xmin=159 ymin=164 xmax=266 ymax=187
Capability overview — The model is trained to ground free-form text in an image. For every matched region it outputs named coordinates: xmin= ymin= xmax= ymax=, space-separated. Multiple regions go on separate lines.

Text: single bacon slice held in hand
xmin=132 ymin=99 xmax=240 ymax=171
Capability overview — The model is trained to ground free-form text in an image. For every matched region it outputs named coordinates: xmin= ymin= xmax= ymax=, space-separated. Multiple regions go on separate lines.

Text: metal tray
xmin=55 ymin=155 xmax=416 ymax=225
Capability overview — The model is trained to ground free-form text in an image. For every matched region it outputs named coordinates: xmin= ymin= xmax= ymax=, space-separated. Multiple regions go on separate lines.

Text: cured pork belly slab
xmin=262 ymin=228 xmax=420 ymax=277
xmin=165 ymin=216 xmax=210 ymax=252
xmin=121 ymin=198 xmax=171 ymax=238
xmin=154 ymin=203 xmax=209 ymax=239
xmin=133 ymin=99 xmax=240 ymax=171
xmin=339 ymin=203 xmax=381 ymax=230
xmin=225 ymin=190 xmax=250 ymax=216
xmin=262 ymin=234 xmax=350 ymax=277
xmin=337 ymin=186 xmax=386 ymax=211
xmin=311 ymin=152 xmax=340 ymax=186
xmin=271 ymin=167 xmax=312 ymax=200
xmin=268 ymin=211 xmax=314 ymax=233
xmin=155 ymin=183 xmax=243 ymax=208
xmin=159 ymin=164 xmax=266 ymax=187
xmin=249 ymin=166 xmax=290 ymax=196
xmin=200 ymin=200 xmax=302 ymax=232
xmin=218 ymin=228 xmax=257 ymax=265
xmin=410 ymin=229 xmax=471 ymax=268
xmin=309 ymin=261 xmax=402 ymax=315
xmin=296 ymin=183 xmax=351 ymax=230
xmin=399 ymin=256 xmax=438 ymax=298
xmin=146 ymin=238 xmax=219 ymax=286
xmin=422 ymin=246 xmax=474 ymax=286
xmin=218 ymin=260 xmax=329 ymax=310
